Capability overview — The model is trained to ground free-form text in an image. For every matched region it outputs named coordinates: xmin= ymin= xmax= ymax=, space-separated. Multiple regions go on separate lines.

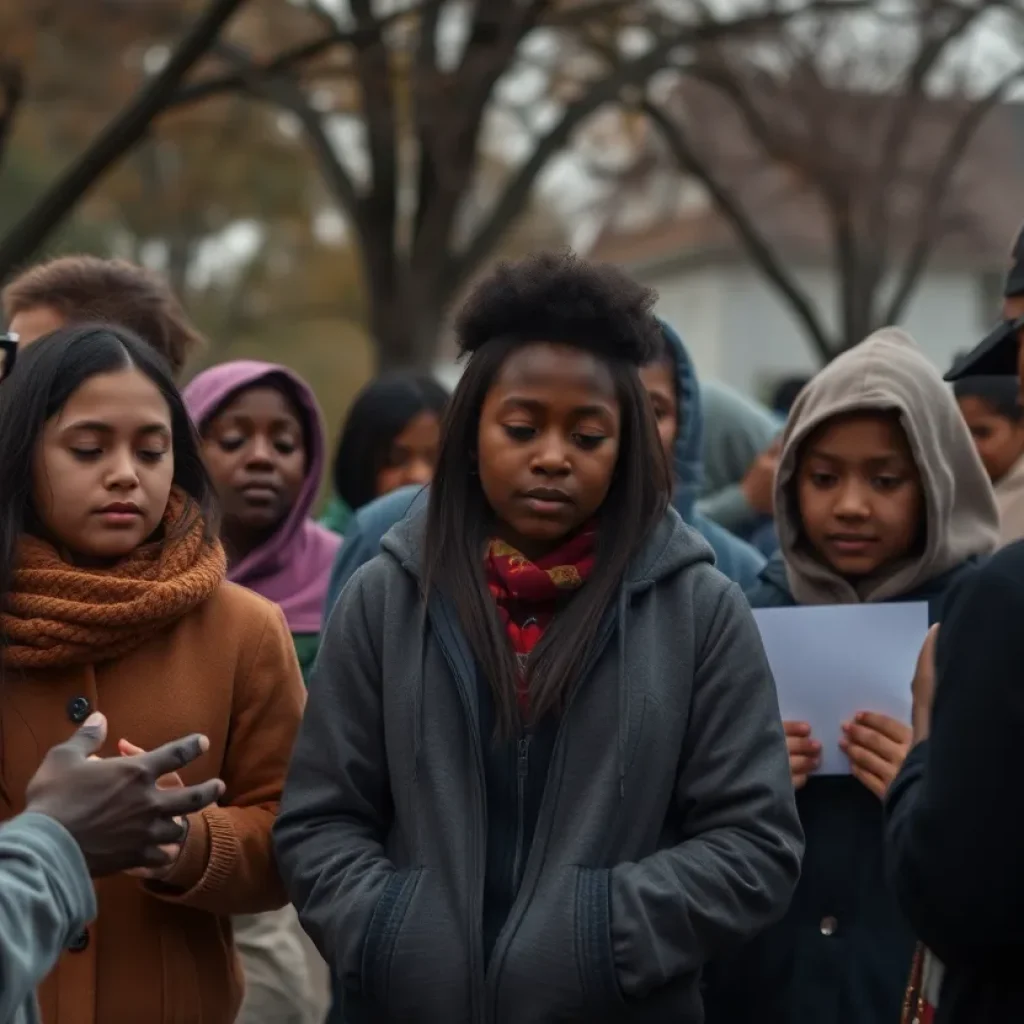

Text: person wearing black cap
xmin=951 ymin=365 xmax=1024 ymax=546
xmin=884 ymin=304 xmax=1024 ymax=1023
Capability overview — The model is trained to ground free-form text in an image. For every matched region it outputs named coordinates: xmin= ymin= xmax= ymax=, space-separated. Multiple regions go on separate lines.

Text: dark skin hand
xmin=24 ymin=713 xmax=226 ymax=878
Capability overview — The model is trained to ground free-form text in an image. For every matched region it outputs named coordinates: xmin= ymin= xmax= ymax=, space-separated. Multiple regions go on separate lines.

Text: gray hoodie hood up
xmin=276 ymin=506 xmax=802 ymax=1023
xmin=775 ymin=327 xmax=998 ymax=605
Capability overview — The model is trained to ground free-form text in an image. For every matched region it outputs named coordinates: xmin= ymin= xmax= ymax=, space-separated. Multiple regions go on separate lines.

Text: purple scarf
xmin=184 ymin=360 xmax=341 ymax=634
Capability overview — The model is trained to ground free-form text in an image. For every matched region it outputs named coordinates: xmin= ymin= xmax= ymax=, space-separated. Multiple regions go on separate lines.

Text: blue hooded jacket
xmin=657 ymin=321 xmax=765 ymax=590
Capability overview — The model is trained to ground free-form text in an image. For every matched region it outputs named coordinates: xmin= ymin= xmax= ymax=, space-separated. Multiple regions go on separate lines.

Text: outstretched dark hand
xmin=25 ymin=713 xmax=226 ymax=878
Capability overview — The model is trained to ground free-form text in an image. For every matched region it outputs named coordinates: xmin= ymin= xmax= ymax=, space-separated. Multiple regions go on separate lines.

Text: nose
xmin=104 ymin=448 xmax=140 ymax=491
xmin=530 ymin=430 xmax=571 ymax=476
xmin=402 ymin=457 xmax=434 ymax=487
xmin=833 ymin=477 xmax=871 ymax=519
xmin=244 ymin=435 xmax=275 ymax=469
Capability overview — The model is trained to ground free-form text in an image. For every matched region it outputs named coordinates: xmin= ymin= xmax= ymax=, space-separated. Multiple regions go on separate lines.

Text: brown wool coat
xmin=0 ymin=582 xmax=305 ymax=1024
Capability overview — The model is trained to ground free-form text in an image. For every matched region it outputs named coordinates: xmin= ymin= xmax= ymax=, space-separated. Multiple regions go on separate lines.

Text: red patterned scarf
xmin=483 ymin=526 xmax=596 ymax=716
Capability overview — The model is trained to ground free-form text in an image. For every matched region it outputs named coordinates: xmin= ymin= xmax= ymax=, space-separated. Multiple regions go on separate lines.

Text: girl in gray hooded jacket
xmin=275 ymin=252 xmax=802 ymax=1023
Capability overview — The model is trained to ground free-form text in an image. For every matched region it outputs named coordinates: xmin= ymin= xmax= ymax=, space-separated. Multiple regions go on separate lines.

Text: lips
xmin=827 ymin=535 xmax=878 ymax=553
xmin=521 ymin=487 xmax=573 ymax=515
xmin=238 ymin=482 xmax=280 ymax=506
xmin=95 ymin=502 xmax=143 ymax=526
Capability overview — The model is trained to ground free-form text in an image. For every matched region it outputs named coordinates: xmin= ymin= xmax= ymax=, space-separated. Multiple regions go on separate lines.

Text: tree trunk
xmin=369 ymin=280 xmax=448 ymax=372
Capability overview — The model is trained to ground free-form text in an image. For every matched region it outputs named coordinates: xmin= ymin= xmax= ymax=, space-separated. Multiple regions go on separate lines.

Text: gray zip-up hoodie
xmin=275 ymin=507 xmax=802 ymax=1023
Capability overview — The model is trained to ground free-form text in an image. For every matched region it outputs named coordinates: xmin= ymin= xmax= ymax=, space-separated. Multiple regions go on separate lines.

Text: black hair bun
xmin=454 ymin=249 xmax=662 ymax=366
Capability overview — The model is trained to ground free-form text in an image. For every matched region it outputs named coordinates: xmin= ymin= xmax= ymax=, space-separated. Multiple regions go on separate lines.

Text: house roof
xmin=589 ymin=79 xmax=1024 ymax=278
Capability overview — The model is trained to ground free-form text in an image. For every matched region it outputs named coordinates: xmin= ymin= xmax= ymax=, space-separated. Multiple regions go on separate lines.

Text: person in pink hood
xmin=184 ymin=360 xmax=340 ymax=679
xmin=184 ymin=360 xmax=337 ymax=1024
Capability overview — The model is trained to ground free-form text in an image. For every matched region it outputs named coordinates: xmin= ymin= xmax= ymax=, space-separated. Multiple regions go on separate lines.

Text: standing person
xmin=275 ymin=251 xmax=802 ymax=1023
xmin=695 ymin=379 xmax=782 ymax=554
xmin=2 ymin=255 xmax=204 ymax=379
xmin=184 ymin=360 xmax=341 ymax=680
xmin=950 ymin=367 xmax=1024 ymax=545
xmin=183 ymin=360 xmax=338 ymax=1024
xmin=1 ymin=716 xmax=225 ymax=1024
xmin=320 ymin=371 xmax=448 ymax=535
xmin=0 ymin=325 xmax=305 ymax=1024
xmin=639 ymin=323 xmax=767 ymax=587
xmin=703 ymin=327 xmax=999 ymax=1024
xmin=885 ymin=308 xmax=1024 ymax=1024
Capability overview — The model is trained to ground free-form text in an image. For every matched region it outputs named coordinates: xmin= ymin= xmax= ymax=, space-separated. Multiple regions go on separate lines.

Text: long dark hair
xmin=332 ymin=371 xmax=449 ymax=511
xmin=0 ymin=323 xmax=218 ymax=607
xmin=425 ymin=338 xmax=670 ymax=739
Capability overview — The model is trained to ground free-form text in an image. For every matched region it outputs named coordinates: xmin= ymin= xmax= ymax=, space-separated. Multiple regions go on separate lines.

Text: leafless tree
xmin=197 ymin=0 xmax=839 ymax=369
xmin=611 ymin=0 xmax=1024 ymax=362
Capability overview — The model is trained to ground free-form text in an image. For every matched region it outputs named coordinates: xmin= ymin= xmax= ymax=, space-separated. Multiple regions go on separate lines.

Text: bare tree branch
xmin=0 ymin=61 xmax=24 ymax=170
xmin=450 ymin=2 xmax=811 ymax=292
xmin=0 ymin=0 xmax=250 ymax=283
xmin=644 ymin=99 xmax=834 ymax=362
xmin=883 ymin=61 xmax=1024 ymax=324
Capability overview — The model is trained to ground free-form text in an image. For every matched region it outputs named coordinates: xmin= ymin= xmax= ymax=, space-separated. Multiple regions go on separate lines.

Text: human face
xmin=9 ymin=305 xmax=67 ymax=346
xmin=638 ymin=359 xmax=678 ymax=464
xmin=477 ymin=343 xmax=621 ymax=560
xmin=957 ymin=394 xmax=1024 ymax=483
xmin=797 ymin=412 xmax=923 ymax=579
xmin=201 ymin=385 xmax=306 ymax=538
xmin=32 ymin=368 xmax=174 ymax=563
xmin=375 ymin=410 xmax=441 ymax=498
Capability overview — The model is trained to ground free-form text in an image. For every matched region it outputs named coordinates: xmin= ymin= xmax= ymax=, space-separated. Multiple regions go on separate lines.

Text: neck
xmin=220 ymin=521 xmax=275 ymax=568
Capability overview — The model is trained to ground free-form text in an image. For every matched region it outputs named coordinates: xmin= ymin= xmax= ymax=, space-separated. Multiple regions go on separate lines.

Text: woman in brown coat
xmin=0 ymin=324 xmax=305 ymax=1024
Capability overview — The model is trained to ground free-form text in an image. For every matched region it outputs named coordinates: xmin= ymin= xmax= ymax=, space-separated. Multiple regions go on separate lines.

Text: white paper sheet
xmin=752 ymin=602 xmax=929 ymax=776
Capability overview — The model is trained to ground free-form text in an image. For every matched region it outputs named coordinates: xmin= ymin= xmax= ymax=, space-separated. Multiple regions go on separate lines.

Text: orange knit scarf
xmin=1 ymin=489 xmax=226 ymax=669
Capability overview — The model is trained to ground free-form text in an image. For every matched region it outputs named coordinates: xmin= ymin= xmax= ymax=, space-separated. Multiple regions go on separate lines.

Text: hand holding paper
xmin=753 ymin=602 xmax=928 ymax=778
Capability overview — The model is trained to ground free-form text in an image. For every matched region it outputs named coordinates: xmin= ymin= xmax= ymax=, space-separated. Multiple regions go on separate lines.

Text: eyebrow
xmin=807 ymin=449 xmax=905 ymax=465
xmin=501 ymin=396 xmax=614 ymax=418
xmin=62 ymin=420 xmax=171 ymax=437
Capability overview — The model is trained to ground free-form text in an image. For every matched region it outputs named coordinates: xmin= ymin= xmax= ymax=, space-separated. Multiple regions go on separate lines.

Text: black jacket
xmin=885 ymin=541 xmax=1024 ymax=1023
xmin=703 ymin=555 xmax=979 ymax=1024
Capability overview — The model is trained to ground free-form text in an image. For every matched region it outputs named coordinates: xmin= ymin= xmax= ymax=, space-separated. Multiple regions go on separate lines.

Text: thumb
xmin=61 ymin=713 xmax=108 ymax=758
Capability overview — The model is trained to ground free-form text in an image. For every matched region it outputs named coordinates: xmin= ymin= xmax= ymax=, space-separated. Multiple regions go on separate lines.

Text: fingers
xmin=118 ymin=739 xmax=144 ymax=757
xmin=137 ymin=734 xmax=210 ymax=781
xmin=155 ymin=778 xmax=225 ymax=818
xmin=852 ymin=712 xmax=912 ymax=746
xmin=850 ymin=764 xmax=887 ymax=800
xmin=56 ymin=713 xmax=108 ymax=760
xmin=148 ymin=816 xmax=189 ymax=846
xmin=783 ymin=721 xmax=811 ymax=738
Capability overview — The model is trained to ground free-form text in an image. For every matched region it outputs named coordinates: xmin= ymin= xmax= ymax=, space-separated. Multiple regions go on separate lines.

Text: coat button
xmin=66 ymin=696 xmax=91 ymax=724
xmin=68 ymin=929 xmax=90 ymax=952
xmin=819 ymin=916 xmax=838 ymax=936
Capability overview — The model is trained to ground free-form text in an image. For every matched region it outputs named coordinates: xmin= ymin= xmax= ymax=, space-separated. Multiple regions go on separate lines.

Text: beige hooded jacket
xmin=774 ymin=327 xmax=999 ymax=605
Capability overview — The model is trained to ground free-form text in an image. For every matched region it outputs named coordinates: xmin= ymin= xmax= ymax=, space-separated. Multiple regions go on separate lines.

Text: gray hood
xmin=775 ymin=327 xmax=999 ymax=604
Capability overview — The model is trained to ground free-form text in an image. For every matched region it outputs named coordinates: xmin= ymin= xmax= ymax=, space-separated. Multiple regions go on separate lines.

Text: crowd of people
xmin=0 ymin=242 xmax=1022 ymax=1024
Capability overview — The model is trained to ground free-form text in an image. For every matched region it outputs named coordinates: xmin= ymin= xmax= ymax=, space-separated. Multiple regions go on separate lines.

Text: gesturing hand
xmin=118 ymin=738 xmax=186 ymax=879
xmin=784 ymin=720 xmax=821 ymax=790
xmin=840 ymin=712 xmax=911 ymax=800
xmin=741 ymin=441 xmax=781 ymax=516
xmin=25 ymin=713 xmax=225 ymax=878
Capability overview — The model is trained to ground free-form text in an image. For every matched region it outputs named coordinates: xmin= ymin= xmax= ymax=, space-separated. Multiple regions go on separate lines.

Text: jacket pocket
xmin=360 ymin=867 xmax=423 ymax=1005
xmin=574 ymin=867 xmax=627 ymax=1011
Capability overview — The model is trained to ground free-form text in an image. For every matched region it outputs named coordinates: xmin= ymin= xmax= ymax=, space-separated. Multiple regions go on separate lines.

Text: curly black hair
xmin=453 ymin=249 xmax=662 ymax=366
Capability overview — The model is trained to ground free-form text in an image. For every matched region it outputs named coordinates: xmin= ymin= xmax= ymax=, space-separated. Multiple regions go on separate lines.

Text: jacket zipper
xmin=510 ymin=732 xmax=531 ymax=895
xmin=486 ymin=608 xmax=620 ymax=1023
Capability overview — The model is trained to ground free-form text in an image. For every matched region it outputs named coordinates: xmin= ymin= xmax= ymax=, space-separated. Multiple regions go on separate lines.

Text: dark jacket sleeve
xmin=0 ymin=813 xmax=96 ymax=1023
xmin=884 ymin=553 xmax=1024 ymax=967
xmin=610 ymin=583 xmax=804 ymax=994
xmin=273 ymin=564 xmax=395 ymax=989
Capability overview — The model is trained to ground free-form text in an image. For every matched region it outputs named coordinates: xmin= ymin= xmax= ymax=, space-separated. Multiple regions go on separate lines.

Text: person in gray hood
xmin=275 ymin=252 xmax=802 ymax=1023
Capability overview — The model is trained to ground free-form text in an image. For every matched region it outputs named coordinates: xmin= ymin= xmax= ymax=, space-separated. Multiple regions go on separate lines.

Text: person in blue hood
xmin=638 ymin=321 xmax=765 ymax=589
